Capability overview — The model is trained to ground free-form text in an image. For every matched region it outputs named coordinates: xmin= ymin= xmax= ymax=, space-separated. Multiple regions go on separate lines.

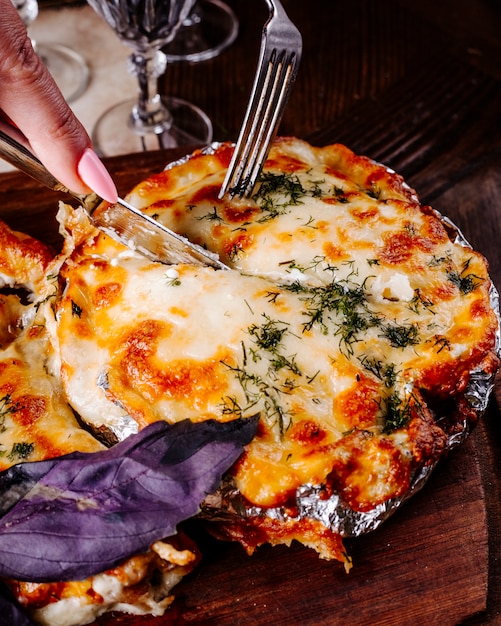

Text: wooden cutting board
xmin=96 ymin=436 xmax=487 ymax=626
xmin=0 ymin=149 xmax=489 ymax=626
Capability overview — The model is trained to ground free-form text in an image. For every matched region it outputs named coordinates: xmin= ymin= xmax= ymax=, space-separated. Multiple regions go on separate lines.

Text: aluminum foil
xmin=162 ymin=141 xmax=224 ymax=170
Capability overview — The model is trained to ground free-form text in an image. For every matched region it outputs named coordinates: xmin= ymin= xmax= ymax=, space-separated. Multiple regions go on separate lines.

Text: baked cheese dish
xmin=0 ymin=220 xmax=198 ymax=625
xmin=56 ymin=138 xmax=499 ymax=561
xmin=0 ymin=138 xmax=498 ymax=623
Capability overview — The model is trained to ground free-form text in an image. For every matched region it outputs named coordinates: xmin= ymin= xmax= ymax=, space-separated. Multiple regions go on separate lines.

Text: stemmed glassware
xmin=87 ymin=0 xmax=213 ymax=157
xmin=163 ymin=0 xmax=238 ymax=63
xmin=12 ymin=0 xmax=89 ymax=104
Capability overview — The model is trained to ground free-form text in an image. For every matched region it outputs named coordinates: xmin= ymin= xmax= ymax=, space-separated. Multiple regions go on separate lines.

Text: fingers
xmin=0 ymin=0 xmax=116 ymax=201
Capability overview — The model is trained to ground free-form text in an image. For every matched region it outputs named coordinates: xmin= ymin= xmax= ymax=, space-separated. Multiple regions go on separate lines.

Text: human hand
xmin=0 ymin=0 xmax=117 ymax=202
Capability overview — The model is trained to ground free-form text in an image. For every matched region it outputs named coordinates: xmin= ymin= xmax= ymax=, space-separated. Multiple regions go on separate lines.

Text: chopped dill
xmin=219 ymin=395 xmax=244 ymax=418
xmin=447 ymin=258 xmax=484 ymax=294
xmin=219 ymin=359 xmax=293 ymax=436
xmin=283 ymin=255 xmax=328 ymax=275
xmin=248 ymin=315 xmax=288 ymax=352
xmin=302 ymin=215 xmax=318 ymax=229
xmin=0 ymin=394 xmax=20 ymax=431
xmin=254 ymin=171 xmax=306 ymax=205
xmin=248 ymin=315 xmax=301 ymax=376
xmin=382 ymin=392 xmax=412 ymax=434
xmin=380 ymin=322 xmax=420 ymax=348
xmin=333 ymin=309 xmax=373 ymax=354
xmin=358 ymin=356 xmax=398 ymax=387
xmin=251 ymin=171 xmax=328 ymax=222
xmin=227 ymin=241 xmax=245 ymax=261
xmin=220 ymin=361 xmax=264 ymax=410
xmin=219 ymin=313 xmax=311 ymax=436
xmin=196 ymin=207 xmax=224 ymax=222
xmin=8 ymin=441 xmax=34 ymax=461
xmin=284 ymin=280 xmax=309 ymax=294
xmin=71 ymin=300 xmax=83 ymax=318
xmin=282 ymin=378 xmax=298 ymax=393
xmin=428 ymin=252 xmax=452 ymax=268
xmin=408 ymin=289 xmax=435 ymax=314
xmin=270 ymin=353 xmax=302 ymax=377
xmin=164 ymin=276 xmax=181 ymax=287
xmin=365 ymin=185 xmax=382 ymax=200
xmin=309 ymin=179 xmax=326 ymax=197
xmin=332 ymin=186 xmax=349 ymax=203
xmin=300 ymin=279 xmax=368 ymax=333
xmin=265 ymin=290 xmax=281 ymax=303
xmin=433 ymin=336 xmax=452 ymax=353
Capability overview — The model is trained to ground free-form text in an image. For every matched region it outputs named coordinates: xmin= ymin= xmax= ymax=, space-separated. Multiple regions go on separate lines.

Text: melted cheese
xmin=12 ymin=544 xmax=197 ymax=626
xmin=55 ymin=249 xmax=423 ymax=506
xmin=52 ymin=139 xmax=498 ymax=564
xmin=0 ymin=223 xmax=102 ymax=469
xmin=0 ymin=138 xmax=498 ymax=617
xmin=0 ymin=218 xmax=198 ymax=625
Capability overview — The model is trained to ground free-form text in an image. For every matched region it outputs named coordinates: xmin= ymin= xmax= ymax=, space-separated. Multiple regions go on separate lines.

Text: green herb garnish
xmin=380 ymin=321 xmax=420 ymax=348
xmin=196 ymin=207 xmax=224 ymax=222
xmin=358 ymin=356 xmax=398 ymax=388
xmin=382 ymin=392 xmax=412 ymax=433
xmin=0 ymin=394 xmax=20 ymax=432
xmin=408 ymin=289 xmax=435 ymax=314
xmin=71 ymin=300 xmax=83 ymax=318
xmin=8 ymin=442 xmax=34 ymax=461
xmin=447 ymin=258 xmax=484 ymax=295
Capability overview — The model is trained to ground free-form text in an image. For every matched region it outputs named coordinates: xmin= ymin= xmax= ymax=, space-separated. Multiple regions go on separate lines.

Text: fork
xmin=219 ymin=0 xmax=302 ymax=199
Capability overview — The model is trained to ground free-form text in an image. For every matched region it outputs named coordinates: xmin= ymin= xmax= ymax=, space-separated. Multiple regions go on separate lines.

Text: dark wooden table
xmin=3 ymin=1 xmax=501 ymax=624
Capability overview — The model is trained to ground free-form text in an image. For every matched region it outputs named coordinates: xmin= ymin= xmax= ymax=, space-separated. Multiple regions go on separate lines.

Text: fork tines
xmin=219 ymin=0 xmax=302 ymax=200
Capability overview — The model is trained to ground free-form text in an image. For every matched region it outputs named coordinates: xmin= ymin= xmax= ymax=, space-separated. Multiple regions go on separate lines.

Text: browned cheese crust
xmin=52 ymin=138 xmax=499 ymax=567
xmin=0 ymin=218 xmax=198 ymax=625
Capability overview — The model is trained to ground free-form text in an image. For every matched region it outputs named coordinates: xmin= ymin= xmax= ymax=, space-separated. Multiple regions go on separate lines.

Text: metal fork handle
xmin=219 ymin=0 xmax=302 ymax=199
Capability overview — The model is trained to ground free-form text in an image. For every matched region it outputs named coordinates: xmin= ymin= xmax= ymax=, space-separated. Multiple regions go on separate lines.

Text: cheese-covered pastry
xmin=0 ymin=219 xmax=198 ymax=626
xmin=53 ymin=138 xmax=499 ymax=567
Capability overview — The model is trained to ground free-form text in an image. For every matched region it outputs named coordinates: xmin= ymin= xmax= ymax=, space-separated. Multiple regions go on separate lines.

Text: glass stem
xmin=128 ymin=50 xmax=172 ymax=134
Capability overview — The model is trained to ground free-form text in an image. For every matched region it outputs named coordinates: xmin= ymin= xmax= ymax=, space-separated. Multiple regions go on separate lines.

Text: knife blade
xmin=92 ymin=198 xmax=228 ymax=269
xmin=0 ymin=125 xmax=229 ymax=270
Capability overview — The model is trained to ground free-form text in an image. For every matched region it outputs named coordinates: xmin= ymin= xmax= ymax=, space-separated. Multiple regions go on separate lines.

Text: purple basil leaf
xmin=0 ymin=583 xmax=36 ymax=625
xmin=0 ymin=416 xmax=257 ymax=582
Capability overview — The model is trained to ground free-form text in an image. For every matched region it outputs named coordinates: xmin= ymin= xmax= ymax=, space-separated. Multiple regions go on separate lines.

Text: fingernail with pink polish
xmin=77 ymin=148 xmax=118 ymax=204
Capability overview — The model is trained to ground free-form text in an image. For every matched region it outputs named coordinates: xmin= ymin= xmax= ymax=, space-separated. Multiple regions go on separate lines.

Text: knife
xmin=0 ymin=125 xmax=229 ymax=270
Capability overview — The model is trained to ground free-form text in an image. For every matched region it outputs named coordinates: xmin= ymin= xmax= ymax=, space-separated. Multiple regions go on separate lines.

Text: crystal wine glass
xmin=12 ymin=0 xmax=89 ymax=104
xmin=163 ymin=0 xmax=238 ymax=63
xmin=87 ymin=0 xmax=213 ymax=157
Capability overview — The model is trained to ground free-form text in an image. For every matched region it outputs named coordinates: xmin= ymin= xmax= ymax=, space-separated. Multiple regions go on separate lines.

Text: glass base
xmin=163 ymin=0 xmax=238 ymax=63
xmin=92 ymin=96 xmax=213 ymax=157
xmin=36 ymin=43 xmax=89 ymax=104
